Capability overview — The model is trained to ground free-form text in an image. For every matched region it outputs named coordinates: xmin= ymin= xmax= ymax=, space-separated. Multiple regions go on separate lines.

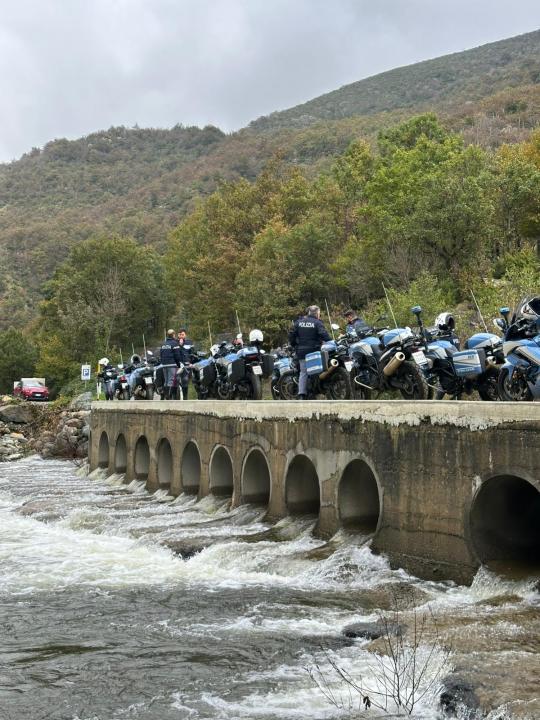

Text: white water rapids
xmin=0 ymin=456 xmax=538 ymax=720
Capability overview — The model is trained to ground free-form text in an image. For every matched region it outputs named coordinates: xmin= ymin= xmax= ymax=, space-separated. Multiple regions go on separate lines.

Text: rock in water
xmin=342 ymin=620 xmax=403 ymax=640
xmin=439 ymin=675 xmax=479 ymax=716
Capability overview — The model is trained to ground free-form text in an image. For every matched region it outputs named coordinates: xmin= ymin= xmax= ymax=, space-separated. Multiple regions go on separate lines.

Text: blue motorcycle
xmin=496 ymin=300 xmax=540 ymax=401
xmin=413 ymin=307 xmax=503 ymax=401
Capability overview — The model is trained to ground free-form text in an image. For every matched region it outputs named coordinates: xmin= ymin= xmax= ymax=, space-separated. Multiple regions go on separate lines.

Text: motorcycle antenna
xmin=119 ymin=348 xmax=123 ymax=365
xmin=208 ymin=321 xmax=213 ymax=348
xmin=470 ymin=289 xmax=488 ymax=332
xmin=324 ymin=298 xmax=336 ymax=341
xmin=235 ymin=310 xmax=242 ymax=337
xmin=142 ymin=333 xmax=147 ymax=360
xmin=382 ymin=283 xmax=398 ymax=328
xmin=132 ymin=343 xmax=135 ymax=357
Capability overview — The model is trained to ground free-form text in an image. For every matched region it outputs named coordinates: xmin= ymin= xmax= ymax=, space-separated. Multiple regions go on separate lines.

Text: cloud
xmin=0 ymin=0 xmax=537 ymax=161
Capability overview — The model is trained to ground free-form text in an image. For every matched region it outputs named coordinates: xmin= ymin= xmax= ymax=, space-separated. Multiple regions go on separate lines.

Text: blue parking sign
xmin=81 ymin=364 xmax=91 ymax=381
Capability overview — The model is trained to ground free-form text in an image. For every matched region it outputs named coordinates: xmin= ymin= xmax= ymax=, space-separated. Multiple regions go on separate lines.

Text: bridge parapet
xmin=90 ymin=400 xmax=540 ymax=583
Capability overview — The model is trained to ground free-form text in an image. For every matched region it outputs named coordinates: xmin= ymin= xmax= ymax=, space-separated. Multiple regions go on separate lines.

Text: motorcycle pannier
xmin=261 ymin=353 xmax=275 ymax=378
xmin=452 ymin=348 xmax=486 ymax=377
xmin=193 ymin=358 xmax=216 ymax=387
xmin=306 ymin=350 xmax=326 ymax=376
xmin=224 ymin=356 xmax=245 ymax=383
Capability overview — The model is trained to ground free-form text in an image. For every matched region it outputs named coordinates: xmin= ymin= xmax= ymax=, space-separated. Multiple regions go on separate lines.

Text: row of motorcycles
xmin=270 ymin=297 xmax=540 ymax=402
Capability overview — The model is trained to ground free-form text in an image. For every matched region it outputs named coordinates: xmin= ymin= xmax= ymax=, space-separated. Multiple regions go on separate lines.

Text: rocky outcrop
xmin=0 ymin=394 xmax=91 ymax=461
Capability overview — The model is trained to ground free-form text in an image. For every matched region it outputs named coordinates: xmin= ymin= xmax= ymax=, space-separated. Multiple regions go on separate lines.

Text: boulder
xmin=69 ymin=392 xmax=92 ymax=411
xmin=0 ymin=404 xmax=33 ymax=424
xmin=342 ymin=620 xmax=404 ymax=640
xmin=81 ymin=425 xmax=90 ymax=439
xmin=439 ymin=675 xmax=479 ymax=716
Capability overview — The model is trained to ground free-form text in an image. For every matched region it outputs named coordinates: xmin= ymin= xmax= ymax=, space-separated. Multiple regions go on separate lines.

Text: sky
xmin=0 ymin=0 xmax=538 ymax=162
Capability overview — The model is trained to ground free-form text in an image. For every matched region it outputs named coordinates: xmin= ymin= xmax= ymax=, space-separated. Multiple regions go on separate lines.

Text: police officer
xmin=289 ymin=305 xmax=330 ymax=400
xmin=177 ymin=328 xmax=194 ymax=400
xmin=159 ymin=330 xmax=182 ymax=400
xmin=343 ymin=308 xmax=370 ymax=336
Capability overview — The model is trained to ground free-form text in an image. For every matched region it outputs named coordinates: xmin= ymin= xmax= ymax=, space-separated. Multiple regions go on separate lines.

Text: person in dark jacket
xmin=160 ymin=330 xmax=182 ymax=399
xmin=288 ymin=305 xmax=330 ymax=399
xmin=343 ymin=309 xmax=370 ymax=337
xmin=177 ymin=328 xmax=194 ymax=399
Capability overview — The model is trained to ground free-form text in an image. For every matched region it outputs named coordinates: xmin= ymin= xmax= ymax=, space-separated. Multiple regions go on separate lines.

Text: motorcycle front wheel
xmin=144 ymin=384 xmax=154 ymax=400
xmin=497 ymin=367 xmax=532 ymax=401
xmin=395 ymin=361 xmax=429 ymax=400
xmin=325 ymin=367 xmax=352 ymax=400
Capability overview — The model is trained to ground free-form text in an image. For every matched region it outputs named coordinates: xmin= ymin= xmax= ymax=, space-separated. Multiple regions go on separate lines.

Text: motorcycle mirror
xmin=117 ymin=363 xmax=124 ymax=369
xmin=236 ymin=333 xmax=243 ymax=340
xmin=499 ymin=307 xmax=510 ymax=317
xmin=411 ymin=305 xmax=422 ymax=316
xmin=493 ymin=318 xmax=505 ymax=331
xmin=331 ymin=323 xmax=340 ymax=331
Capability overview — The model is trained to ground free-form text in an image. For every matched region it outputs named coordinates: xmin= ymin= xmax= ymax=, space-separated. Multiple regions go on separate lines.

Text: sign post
xmin=81 ymin=364 xmax=91 ymax=393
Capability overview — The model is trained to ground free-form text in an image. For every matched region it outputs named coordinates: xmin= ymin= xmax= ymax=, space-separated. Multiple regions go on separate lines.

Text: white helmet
xmin=130 ymin=354 xmax=141 ymax=364
xmin=249 ymin=329 xmax=264 ymax=343
xmin=434 ymin=312 xmax=455 ymax=332
xmin=99 ymin=357 xmax=109 ymax=366
xmin=517 ymin=297 xmax=540 ymax=320
xmin=210 ymin=344 xmax=219 ymax=357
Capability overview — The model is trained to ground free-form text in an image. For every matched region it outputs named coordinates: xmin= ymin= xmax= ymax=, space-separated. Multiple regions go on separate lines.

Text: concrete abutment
xmin=89 ymin=400 xmax=540 ymax=583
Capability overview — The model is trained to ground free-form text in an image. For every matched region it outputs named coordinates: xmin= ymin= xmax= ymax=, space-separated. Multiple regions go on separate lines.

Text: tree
xmin=0 ymin=328 xmax=37 ymax=394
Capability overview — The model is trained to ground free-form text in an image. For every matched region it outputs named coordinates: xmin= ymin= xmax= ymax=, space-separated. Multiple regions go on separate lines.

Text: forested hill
xmin=0 ymin=28 xmax=539 ymax=330
xmin=251 ymin=29 xmax=540 ymax=131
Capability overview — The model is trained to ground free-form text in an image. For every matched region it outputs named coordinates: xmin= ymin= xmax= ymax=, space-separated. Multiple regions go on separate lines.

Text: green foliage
xmin=37 ymin=235 xmax=172 ymax=389
xmin=0 ymin=328 xmax=37 ymax=394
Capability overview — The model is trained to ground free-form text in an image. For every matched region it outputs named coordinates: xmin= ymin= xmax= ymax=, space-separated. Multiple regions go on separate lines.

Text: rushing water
xmin=0 ymin=457 xmax=538 ymax=720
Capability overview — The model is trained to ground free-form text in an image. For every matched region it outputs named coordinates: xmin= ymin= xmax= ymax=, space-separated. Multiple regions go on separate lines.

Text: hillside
xmin=0 ymin=29 xmax=539 ymax=330
xmin=251 ymin=29 xmax=540 ymax=131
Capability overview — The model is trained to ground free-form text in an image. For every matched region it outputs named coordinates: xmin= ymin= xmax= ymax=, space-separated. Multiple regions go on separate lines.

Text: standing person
xmin=159 ymin=330 xmax=182 ymax=400
xmin=343 ymin=309 xmax=370 ymax=336
xmin=177 ymin=328 xmax=194 ymax=400
xmin=288 ymin=305 xmax=331 ymax=400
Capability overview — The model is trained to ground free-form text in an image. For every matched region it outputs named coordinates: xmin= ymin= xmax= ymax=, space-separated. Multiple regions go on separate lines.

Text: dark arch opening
xmin=242 ymin=449 xmax=271 ymax=504
xmin=98 ymin=431 xmax=109 ymax=469
xmin=157 ymin=439 xmax=173 ymax=488
xmin=181 ymin=441 xmax=201 ymax=495
xmin=114 ymin=434 xmax=127 ymax=474
xmin=470 ymin=475 xmax=540 ymax=567
xmin=338 ymin=459 xmax=380 ymax=533
xmin=134 ymin=436 xmax=150 ymax=480
xmin=209 ymin=446 xmax=234 ymax=497
xmin=285 ymin=455 xmax=320 ymax=515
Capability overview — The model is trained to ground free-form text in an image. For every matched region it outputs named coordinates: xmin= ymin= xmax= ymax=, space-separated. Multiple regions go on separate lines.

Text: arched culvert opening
xmin=242 ymin=448 xmax=271 ymax=504
xmin=338 ymin=459 xmax=380 ymax=533
xmin=134 ymin=436 xmax=150 ymax=481
xmin=114 ymin=434 xmax=127 ymax=474
xmin=285 ymin=455 xmax=320 ymax=515
xmin=181 ymin=441 xmax=201 ymax=495
xmin=209 ymin=446 xmax=234 ymax=497
xmin=98 ymin=431 xmax=109 ymax=469
xmin=157 ymin=439 xmax=173 ymax=488
xmin=470 ymin=475 xmax=540 ymax=567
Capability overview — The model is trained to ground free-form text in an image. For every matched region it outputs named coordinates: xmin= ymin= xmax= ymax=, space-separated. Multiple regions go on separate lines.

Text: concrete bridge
xmin=89 ymin=400 xmax=540 ymax=583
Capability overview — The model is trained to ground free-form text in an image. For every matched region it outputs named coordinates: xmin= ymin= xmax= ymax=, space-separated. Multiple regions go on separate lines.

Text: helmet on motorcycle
xmin=434 ymin=312 xmax=455 ymax=332
xmin=130 ymin=354 xmax=142 ymax=365
xmin=210 ymin=344 xmax=219 ymax=357
xmin=98 ymin=357 xmax=109 ymax=366
xmin=516 ymin=296 xmax=540 ymax=320
xmin=249 ymin=329 xmax=264 ymax=344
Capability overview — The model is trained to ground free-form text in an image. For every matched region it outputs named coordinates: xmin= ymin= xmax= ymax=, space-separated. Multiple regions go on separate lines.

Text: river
xmin=0 ymin=457 xmax=538 ymax=720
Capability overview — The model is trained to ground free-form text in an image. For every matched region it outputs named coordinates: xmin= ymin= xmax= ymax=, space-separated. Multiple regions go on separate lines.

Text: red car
xmin=13 ymin=378 xmax=50 ymax=402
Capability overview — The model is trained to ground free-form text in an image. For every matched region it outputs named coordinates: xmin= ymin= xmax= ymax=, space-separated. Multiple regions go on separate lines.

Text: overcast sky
xmin=0 ymin=0 xmax=538 ymax=162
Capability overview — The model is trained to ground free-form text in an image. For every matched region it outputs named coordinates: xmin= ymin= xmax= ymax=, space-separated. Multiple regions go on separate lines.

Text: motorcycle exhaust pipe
xmin=383 ymin=351 xmax=405 ymax=377
xmin=319 ymin=358 xmax=339 ymax=380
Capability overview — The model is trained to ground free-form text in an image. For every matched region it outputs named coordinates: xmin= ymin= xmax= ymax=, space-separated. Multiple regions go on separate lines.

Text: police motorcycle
xmin=279 ymin=325 xmax=354 ymax=400
xmin=113 ymin=364 xmax=131 ymax=400
xmin=413 ymin=307 xmax=503 ymax=401
xmin=130 ymin=352 xmax=159 ymax=400
xmin=349 ymin=319 xmax=430 ymax=400
xmin=270 ymin=345 xmax=294 ymax=399
xmin=97 ymin=358 xmax=118 ymax=401
xmin=192 ymin=330 xmax=271 ymax=400
xmin=496 ymin=298 xmax=540 ymax=401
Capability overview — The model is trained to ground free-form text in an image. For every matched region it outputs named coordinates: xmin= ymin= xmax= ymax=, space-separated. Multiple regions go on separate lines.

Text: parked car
xmin=13 ymin=377 xmax=50 ymax=401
